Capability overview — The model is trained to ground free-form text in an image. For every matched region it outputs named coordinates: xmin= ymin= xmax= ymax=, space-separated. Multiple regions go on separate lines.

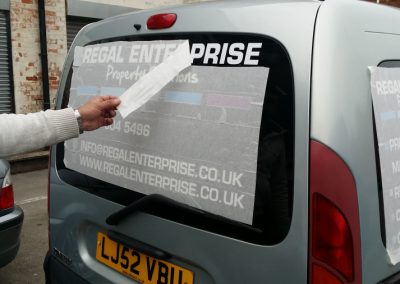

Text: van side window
xmin=57 ymin=33 xmax=294 ymax=245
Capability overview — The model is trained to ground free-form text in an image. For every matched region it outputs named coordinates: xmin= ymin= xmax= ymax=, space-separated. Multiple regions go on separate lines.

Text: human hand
xmin=78 ymin=96 xmax=121 ymax=131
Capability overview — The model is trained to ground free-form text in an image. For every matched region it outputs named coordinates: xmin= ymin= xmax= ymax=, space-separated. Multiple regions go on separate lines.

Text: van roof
xmin=94 ymin=0 xmax=322 ymax=23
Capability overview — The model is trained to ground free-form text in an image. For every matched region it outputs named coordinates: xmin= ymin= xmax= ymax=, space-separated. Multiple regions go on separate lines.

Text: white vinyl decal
xmin=65 ymin=40 xmax=269 ymax=225
xmin=370 ymin=66 xmax=400 ymax=264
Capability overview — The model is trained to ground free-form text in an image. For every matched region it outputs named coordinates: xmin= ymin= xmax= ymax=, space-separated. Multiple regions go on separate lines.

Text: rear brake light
xmin=312 ymin=194 xmax=353 ymax=280
xmin=312 ymin=264 xmax=343 ymax=284
xmin=147 ymin=13 xmax=177 ymax=30
xmin=309 ymin=140 xmax=361 ymax=284
xmin=0 ymin=185 xmax=14 ymax=209
xmin=1 ymin=169 xmax=14 ymax=210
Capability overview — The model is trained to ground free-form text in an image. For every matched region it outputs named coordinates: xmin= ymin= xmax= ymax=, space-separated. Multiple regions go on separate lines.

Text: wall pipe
xmin=38 ymin=0 xmax=51 ymax=110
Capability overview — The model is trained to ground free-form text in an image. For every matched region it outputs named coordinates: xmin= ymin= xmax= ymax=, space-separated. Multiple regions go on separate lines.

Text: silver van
xmin=44 ymin=0 xmax=400 ymax=283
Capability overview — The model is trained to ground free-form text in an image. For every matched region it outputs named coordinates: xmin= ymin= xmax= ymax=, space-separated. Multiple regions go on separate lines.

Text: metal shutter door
xmin=67 ymin=17 xmax=98 ymax=49
xmin=0 ymin=10 xmax=13 ymax=114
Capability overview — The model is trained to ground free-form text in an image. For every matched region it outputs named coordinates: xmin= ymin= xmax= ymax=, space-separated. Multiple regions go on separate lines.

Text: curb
xmin=8 ymin=150 xmax=49 ymax=174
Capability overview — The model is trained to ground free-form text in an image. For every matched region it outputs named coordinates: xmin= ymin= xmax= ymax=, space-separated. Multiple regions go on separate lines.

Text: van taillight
xmin=309 ymin=140 xmax=361 ymax=284
xmin=147 ymin=13 xmax=177 ymax=30
xmin=0 ymin=185 xmax=14 ymax=209
xmin=312 ymin=194 xmax=353 ymax=281
xmin=312 ymin=264 xmax=343 ymax=284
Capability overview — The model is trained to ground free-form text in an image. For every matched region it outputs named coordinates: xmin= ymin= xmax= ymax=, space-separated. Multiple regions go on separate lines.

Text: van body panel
xmin=311 ymin=0 xmax=400 ymax=283
xmin=50 ymin=1 xmax=320 ymax=283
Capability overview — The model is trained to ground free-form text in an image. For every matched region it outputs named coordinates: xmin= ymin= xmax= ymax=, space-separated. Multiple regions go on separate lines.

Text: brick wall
xmin=366 ymin=0 xmax=400 ymax=7
xmin=379 ymin=0 xmax=400 ymax=7
xmin=44 ymin=0 xmax=67 ymax=109
xmin=10 ymin=0 xmax=42 ymax=114
xmin=9 ymin=0 xmax=66 ymax=114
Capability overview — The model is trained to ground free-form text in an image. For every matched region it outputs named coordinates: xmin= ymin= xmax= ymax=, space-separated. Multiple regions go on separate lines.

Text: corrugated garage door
xmin=67 ymin=16 xmax=98 ymax=50
xmin=0 ymin=10 xmax=13 ymax=113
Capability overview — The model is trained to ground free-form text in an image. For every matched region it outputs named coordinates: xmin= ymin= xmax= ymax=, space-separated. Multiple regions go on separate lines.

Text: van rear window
xmin=57 ymin=33 xmax=294 ymax=245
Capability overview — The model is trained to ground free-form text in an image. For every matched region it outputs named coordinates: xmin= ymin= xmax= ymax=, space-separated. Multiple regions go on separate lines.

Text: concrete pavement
xmin=0 ymin=169 xmax=48 ymax=284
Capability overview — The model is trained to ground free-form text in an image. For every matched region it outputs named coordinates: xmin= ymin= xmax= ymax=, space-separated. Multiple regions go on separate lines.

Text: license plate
xmin=96 ymin=232 xmax=194 ymax=284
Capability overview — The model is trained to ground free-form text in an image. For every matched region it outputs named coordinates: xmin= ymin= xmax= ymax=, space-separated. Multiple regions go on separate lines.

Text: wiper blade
xmin=106 ymin=194 xmax=204 ymax=225
xmin=106 ymin=193 xmax=261 ymax=233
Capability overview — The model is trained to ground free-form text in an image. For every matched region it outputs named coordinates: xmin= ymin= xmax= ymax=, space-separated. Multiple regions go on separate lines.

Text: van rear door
xmin=49 ymin=1 xmax=320 ymax=283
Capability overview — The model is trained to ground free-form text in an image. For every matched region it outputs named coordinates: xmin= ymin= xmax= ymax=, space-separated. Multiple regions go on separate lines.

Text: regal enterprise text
xmin=79 ymin=154 xmax=245 ymax=208
xmin=81 ymin=140 xmax=196 ymax=177
xmin=80 ymin=140 xmax=244 ymax=187
xmin=79 ymin=153 xmax=196 ymax=193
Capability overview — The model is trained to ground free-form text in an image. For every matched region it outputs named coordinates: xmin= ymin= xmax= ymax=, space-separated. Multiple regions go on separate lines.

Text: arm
xmin=0 ymin=96 xmax=120 ymax=158
xmin=0 ymin=108 xmax=79 ymax=158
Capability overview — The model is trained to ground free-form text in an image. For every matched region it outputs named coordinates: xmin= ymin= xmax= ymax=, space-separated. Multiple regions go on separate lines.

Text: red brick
xmin=21 ymin=0 xmax=33 ymax=4
xmin=32 ymin=95 xmax=43 ymax=100
xmin=45 ymin=10 xmax=56 ymax=17
xmin=26 ymin=76 xmax=38 ymax=81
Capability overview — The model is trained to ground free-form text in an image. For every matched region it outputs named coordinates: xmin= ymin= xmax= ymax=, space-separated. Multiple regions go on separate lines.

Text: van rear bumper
xmin=43 ymin=252 xmax=90 ymax=284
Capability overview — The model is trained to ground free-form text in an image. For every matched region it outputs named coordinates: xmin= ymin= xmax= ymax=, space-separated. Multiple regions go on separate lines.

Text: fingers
xmin=102 ymin=110 xmax=116 ymax=119
xmin=98 ymin=95 xmax=118 ymax=101
xmin=78 ymin=96 xmax=120 ymax=132
xmin=103 ymin=117 xmax=114 ymax=126
xmin=97 ymin=96 xmax=121 ymax=111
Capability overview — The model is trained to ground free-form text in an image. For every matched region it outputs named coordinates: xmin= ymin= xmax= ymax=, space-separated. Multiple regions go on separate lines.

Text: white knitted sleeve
xmin=0 ymin=108 xmax=79 ymax=158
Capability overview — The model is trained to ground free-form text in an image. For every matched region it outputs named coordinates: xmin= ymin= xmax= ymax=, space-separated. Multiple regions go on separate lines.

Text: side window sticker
xmin=370 ymin=66 xmax=400 ymax=264
xmin=65 ymin=40 xmax=269 ymax=225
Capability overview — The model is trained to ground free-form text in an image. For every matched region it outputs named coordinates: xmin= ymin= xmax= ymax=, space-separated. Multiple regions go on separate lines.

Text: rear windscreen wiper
xmin=106 ymin=193 xmax=205 ymax=225
xmin=106 ymin=193 xmax=261 ymax=233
